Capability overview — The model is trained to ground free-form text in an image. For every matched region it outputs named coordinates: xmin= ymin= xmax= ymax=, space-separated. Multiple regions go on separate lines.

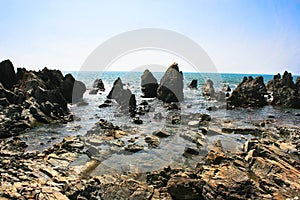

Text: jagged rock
xmin=145 ymin=135 xmax=160 ymax=148
xmin=141 ymin=69 xmax=158 ymax=98
xmin=267 ymin=71 xmax=300 ymax=108
xmin=202 ymin=79 xmax=215 ymax=97
xmin=153 ymin=130 xmax=170 ymax=138
xmin=157 ymin=63 xmax=184 ymax=103
xmin=0 ymin=60 xmax=17 ymax=89
xmin=227 ymin=76 xmax=267 ymax=108
xmin=107 ymin=77 xmax=136 ymax=112
xmin=223 ymin=85 xmax=231 ymax=92
xmin=188 ymin=79 xmax=197 ymax=89
xmin=92 ymin=78 xmax=105 ymax=91
xmin=125 ymin=144 xmax=144 ymax=153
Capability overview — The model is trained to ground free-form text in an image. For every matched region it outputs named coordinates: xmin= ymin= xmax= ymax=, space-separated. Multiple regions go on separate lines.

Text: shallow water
xmin=20 ymin=71 xmax=300 ymax=173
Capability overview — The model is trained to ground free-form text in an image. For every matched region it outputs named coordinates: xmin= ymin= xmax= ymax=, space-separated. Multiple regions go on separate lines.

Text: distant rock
xmin=188 ymin=79 xmax=197 ymax=89
xmin=92 ymin=78 xmax=105 ymax=91
xmin=227 ymin=76 xmax=267 ymax=108
xmin=223 ymin=85 xmax=231 ymax=92
xmin=215 ymin=91 xmax=226 ymax=102
xmin=202 ymin=79 xmax=215 ymax=97
xmin=0 ymin=59 xmax=17 ymax=89
xmin=266 ymin=71 xmax=300 ymax=108
xmin=141 ymin=69 xmax=158 ymax=98
xmin=153 ymin=130 xmax=170 ymax=138
xmin=157 ymin=63 xmax=184 ymax=103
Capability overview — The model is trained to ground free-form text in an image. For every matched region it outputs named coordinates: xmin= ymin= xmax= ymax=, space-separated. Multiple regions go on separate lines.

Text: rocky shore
xmin=1 ymin=60 xmax=300 ymax=199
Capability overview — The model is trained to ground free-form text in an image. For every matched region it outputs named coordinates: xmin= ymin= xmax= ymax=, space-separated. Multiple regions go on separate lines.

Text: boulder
xmin=141 ymin=69 xmax=158 ymax=98
xmin=0 ymin=59 xmax=17 ymax=89
xmin=61 ymin=74 xmax=86 ymax=103
xmin=157 ymin=63 xmax=184 ymax=103
xmin=266 ymin=71 xmax=300 ymax=108
xmin=92 ymin=79 xmax=105 ymax=91
xmin=202 ymin=79 xmax=215 ymax=97
xmin=227 ymin=76 xmax=267 ymax=108
xmin=107 ymin=77 xmax=136 ymax=112
xmin=188 ymin=79 xmax=197 ymax=89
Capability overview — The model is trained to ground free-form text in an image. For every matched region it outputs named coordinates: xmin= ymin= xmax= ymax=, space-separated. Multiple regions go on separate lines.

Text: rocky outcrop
xmin=227 ymin=76 xmax=267 ymax=108
xmin=188 ymin=79 xmax=197 ymax=89
xmin=141 ymin=69 xmax=158 ymax=98
xmin=0 ymin=60 xmax=17 ymax=89
xmin=202 ymin=79 xmax=215 ymax=97
xmin=157 ymin=63 xmax=184 ymax=103
xmin=0 ymin=60 xmax=86 ymax=138
xmin=266 ymin=71 xmax=300 ymax=108
xmin=89 ymin=78 xmax=105 ymax=94
xmin=107 ymin=77 xmax=136 ymax=112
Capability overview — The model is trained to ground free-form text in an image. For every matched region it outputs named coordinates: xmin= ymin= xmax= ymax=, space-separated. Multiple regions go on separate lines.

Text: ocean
xmin=20 ymin=71 xmax=300 ymax=173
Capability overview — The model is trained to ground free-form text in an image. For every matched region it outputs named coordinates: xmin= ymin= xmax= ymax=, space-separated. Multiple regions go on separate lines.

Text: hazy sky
xmin=0 ymin=0 xmax=300 ymax=74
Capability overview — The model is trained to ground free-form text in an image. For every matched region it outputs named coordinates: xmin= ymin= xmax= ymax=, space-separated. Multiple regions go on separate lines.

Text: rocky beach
xmin=0 ymin=60 xmax=300 ymax=199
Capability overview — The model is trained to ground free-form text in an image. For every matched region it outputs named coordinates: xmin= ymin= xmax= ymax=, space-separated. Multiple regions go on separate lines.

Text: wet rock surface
xmin=0 ymin=60 xmax=86 ymax=139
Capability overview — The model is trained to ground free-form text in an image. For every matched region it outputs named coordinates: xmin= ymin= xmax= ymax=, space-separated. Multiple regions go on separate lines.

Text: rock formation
xmin=266 ymin=71 xmax=300 ymax=108
xmin=202 ymin=79 xmax=215 ymax=97
xmin=107 ymin=77 xmax=136 ymax=112
xmin=157 ymin=63 xmax=184 ymax=103
xmin=141 ymin=69 xmax=158 ymax=98
xmin=227 ymin=76 xmax=267 ymax=108
xmin=188 ymin=79 xmax=197 ymax=89
xmin=0 ymin=60 xmax=86 ymax=138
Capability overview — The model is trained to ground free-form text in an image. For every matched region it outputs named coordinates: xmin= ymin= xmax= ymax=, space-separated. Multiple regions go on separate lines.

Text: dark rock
xmin=157 ymin=63 xmax=184 ymax=103
xmin=202 ymin=79 xmax=215 ymax=97
xmin=295 ymin=113 xmax=300 ymax=116
xmin=153 ymin=130 xmax=170 ymax=138
xmin=61 ymin=73 xmax=86 ymax=103
xmin=92 ymin=79 xmax=105 ymax=91
xmin=125 ymin=144 xmax=144 ymax=153
xmin=141 ymin=69 xmax=158 ymax=98
xmin=171 ymin=115 xmax=181 ymax=124
xmin=132 ymin=117 xmax=143 ymax=125
xmin=184 ymin=147 xmax=199 ymax=155
xmin=267 ymin=71 xmax=300 ymax=108
xmin=98 ymin=103 xmax=111 ymax=108
xmin=0 ymin=98 xmax=10 ymax=107
xmin=227 ymin=76 xmax=267 ymax=108
xmin=107 ymin=78 xmax=136 ymax=112
xmin=188 ymin=79 xmax=197 ymax=89
xmin=0 ymin=60 xmax=17 ymax=89
xmin=206 ymin=106 xmax=217 ymax=111
xmin=224 ymin=85 xmax=231 ymax=92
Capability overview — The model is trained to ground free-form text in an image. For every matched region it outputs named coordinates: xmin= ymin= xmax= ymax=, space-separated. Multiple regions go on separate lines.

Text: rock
xmin=157 ymin=63 xmax=184 ymax=103
xmin=188 ymin=79 xmax=197 ymax=89
xmin=215 ymin=91 xmax=226 ymax=102
xmin=154 ymin=112 xmax=163 ymax=120
xmin=141 ymin=69 xmax=158 ymax=98
xmin=125 ymin=144 xmax=144 ymax=153
xmin=206 ymin=106 xmax=217 ymax=111
xmin=0 ymin=98 xmax=10 ymax=107
xmin=188 ymin=121 xmax=199 ymax=128
xmin=166 ymin=102 xmax=180 ymax=110
xmin=184 ymin=147 xmax=199 ymax=155
xmin=227 ymin=76 xmax=268 ymax=108
xmin=145 ymin=135 xmax=160 ymax=148
xmin=107 ymin=78 xmax=136 ymax=112
xmin=92 ymin=78 xmax=105 ymax=91
xmin=132 ymin=117 xmax=143 ymax=125
xmin=61 ymin=73 xmax=86 ymax=103
xmin=202 ymin=79 xmax=215 ymax=97
xmin=295 ymin=113 xmax=300 ymax=116
xmin=98 ymin=103 xmax=111 ymax=108
xmin=153 ymin=130 xmax=170 ymax=138
xmin=0 ymin=60 xmax=17 ymax=89
xmin=224 ymin=85 xmax=231 ymax=92
xmin=267 ymin=71 xmax=300 ymax=108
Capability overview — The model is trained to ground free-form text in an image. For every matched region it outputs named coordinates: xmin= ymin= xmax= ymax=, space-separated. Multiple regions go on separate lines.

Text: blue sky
xmin=0 ymin=0 xmax=300 ymax=74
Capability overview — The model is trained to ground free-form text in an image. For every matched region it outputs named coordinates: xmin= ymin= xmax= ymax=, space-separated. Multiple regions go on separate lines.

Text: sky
xmin=0 ymin=0 xmax=300 ymax=74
